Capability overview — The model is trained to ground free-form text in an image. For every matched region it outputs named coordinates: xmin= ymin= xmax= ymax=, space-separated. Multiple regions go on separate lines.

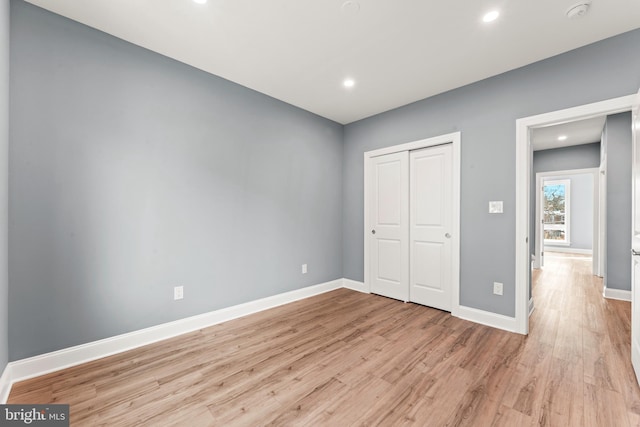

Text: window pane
xmin=543 ymin=183 xmax=566 ymax=242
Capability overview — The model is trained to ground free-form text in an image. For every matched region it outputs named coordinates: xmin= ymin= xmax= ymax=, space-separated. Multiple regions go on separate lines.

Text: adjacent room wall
xmin=532 ymin=142 xmax=600 ymax=254
xmin=9 ymin=1 xmax=344 ymax=360
xmin=0 ymin=0 xmax=9 ymax=372
xmin=343 ymin=29 xmax=640 ymax=317
xmin=604 ymin=112 xmax=633 ymax=291
xmin=532 ymin=143 xmax=601 ymax=172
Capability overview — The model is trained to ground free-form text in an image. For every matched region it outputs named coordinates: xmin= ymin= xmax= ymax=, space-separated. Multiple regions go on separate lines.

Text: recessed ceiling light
xmin=558 ymin=135 xmax=568 ymax=141
xmin=343 ymin=78 xmax=355 ymax=88
xmin=482 ymin=10 xmax=500 ymax=23
xmin=193 ymin=0 xmax=207 ymax=4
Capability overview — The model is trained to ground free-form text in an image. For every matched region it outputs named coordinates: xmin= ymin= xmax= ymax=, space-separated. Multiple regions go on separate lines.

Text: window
xmin=543 ymin=179 xmax=570 ymax=245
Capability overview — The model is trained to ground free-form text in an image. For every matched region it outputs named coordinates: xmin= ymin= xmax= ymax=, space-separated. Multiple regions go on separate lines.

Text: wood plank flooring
xmin=9 ymin=253 xmax=640 ymax=426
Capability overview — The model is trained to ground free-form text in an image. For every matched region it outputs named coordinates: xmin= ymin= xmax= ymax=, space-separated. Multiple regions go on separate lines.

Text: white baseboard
xmin=544 ymin=247 xmax=592 ymax=255
xmin=456 ymin=305 xmax=518 ymax=333
xmin=1 ymin=277 xmax=535 ymax=403
xmin=532 ymin=255 xmax=540 ymax=270
xmin=342 ymin=279 xmax=368 ymax=293
xmin=633 ymin=339 xmax=640 ymax=385
xmin=603 ymin=286 xmax=631 ymax=301
xmin=529 ymin=297 xmax=535 ymax=316
xmin=4 ymin=279 xmax=344 ymax=394
xmin=0 ymin=364 xmax=11 ymax=404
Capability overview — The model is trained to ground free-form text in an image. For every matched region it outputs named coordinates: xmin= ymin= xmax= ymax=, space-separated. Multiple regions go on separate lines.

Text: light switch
xmin=489 ymin=201 xmax=503 ymax=214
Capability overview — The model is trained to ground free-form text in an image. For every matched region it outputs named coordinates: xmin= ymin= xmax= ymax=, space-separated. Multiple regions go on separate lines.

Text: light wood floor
xmin=9 ymin=253 xmax=640 ymax=426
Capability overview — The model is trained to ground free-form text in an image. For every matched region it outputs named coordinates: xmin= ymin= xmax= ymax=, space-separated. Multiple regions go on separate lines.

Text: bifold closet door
xmin=409 ymin=145 xmax=453 ymax=311
xmin=368 ymin=151 xmax=409 ymax=302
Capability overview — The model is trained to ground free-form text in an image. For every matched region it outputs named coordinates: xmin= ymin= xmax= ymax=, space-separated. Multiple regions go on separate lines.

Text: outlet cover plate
xmin=493 ymin=282 xmax=503 ymax=296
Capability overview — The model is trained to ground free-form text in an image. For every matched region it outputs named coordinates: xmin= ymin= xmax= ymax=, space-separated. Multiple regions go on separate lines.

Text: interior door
xmin=368 ymin=151 xmax=409 ymax=301
xmin=409 ymin=144 xmax=453 ymax=311
xmin=631 ymin=90 xmax=640 ymax=384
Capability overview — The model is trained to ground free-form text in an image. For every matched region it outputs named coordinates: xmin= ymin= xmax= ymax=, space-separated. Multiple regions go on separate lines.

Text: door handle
xmin=445 ymin=233 xmax=451 ymax=238
xmin=371 ymin=229 xmax=376 ymax=235
xmin=632 ymin=249 xmax=640 ymax=256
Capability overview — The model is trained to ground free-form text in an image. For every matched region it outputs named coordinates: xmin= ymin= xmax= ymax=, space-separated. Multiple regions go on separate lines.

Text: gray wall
xmin=531 ymin=143 xmax=600 ymax=253
xmin=541 ymin=173 xmax=594 ymax=251
xmin=9 ymin=1 xmax=343 ymax=360
xmin=605 ymin=112 xmax=632 ymax=291
xmin=0 ymin=0 xmax=9 ymax=372
xmin=343 ymin=29 xmax=640 ymax=317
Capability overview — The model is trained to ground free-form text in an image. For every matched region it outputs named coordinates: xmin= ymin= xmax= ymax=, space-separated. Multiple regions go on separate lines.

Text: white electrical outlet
xmin=493 ymin=282 xmax=503 ymax=296
xmin=174 ymin=286 xmax=184 ymax=300
xmin=302 ymin=264 xmax=308 ymax=274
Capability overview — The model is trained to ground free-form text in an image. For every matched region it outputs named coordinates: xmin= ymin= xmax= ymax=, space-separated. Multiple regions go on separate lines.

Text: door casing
xmin=630 ymin=91 xmax=640 ymax=385
xmin=515 ymin=93 xmax=638 ymax=335
xmin=533 ymin=168 xmax=599 ymax=275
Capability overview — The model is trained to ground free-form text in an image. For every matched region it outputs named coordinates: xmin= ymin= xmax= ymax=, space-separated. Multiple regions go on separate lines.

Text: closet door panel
xmin=368 ymin=151 xmax=409 ymax=301
xmin=410 ymin=144 xmax=453 ymax=311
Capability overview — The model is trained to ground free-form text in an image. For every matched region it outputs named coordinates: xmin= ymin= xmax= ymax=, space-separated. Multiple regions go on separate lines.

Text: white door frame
xmin=598 ymin=162 xmax=606 ymax=278
xmin=534 ymin=168 xmax=599 ymax=275
xmin=364 ymin=132 xmax=461 ymax=316
xmin=515 ymin=94 xmax=637 ymax=335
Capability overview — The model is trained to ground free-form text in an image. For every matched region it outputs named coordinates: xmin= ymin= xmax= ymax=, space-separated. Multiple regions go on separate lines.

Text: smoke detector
xmin=566 ymin=2 xmax=591 ymax=19
xmin=341 ymin=1 xmax=360 ymax=16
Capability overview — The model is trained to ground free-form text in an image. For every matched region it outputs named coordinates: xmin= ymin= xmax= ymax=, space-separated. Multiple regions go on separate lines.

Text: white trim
xmin=599 ymin=162 xmax=606 ymax=277
xmin=633 ymin=338 xmax=640 ymax=384
xmin=603 ymin=287 xmax=632 ymax=301
xmin=544 ymin=246 xmax=592 ymax=255
xmin=456 ymin=305 xmax=518 ymax=333
xmin=632 ymin=90 xmax=640 ymax=387
xmin=5 ymin=279 xmax=343 ymax=386
xmin=592 ymin=169 xmax=601 ymax=277
xmin=529 ymin=297 xmax=535 ymax=316
xmin=451 ymin=137 xmax=462 ymax=318
xmin=364 ymin=132 xmax=461 ymax=316
xmin=0 ymin=365 xmax=11 ymax=404
xmin=364 ymin=132 xmax=460 ymax=158
xmin=534 ymin=174 xmax=542 ymax=269
xmin=342 ymin=279 xmax=368 ymax=293
xmin=516 ymin=94 xmax=637 ymax=335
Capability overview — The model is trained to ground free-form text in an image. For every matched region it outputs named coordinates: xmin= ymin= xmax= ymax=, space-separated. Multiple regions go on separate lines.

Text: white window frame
xmin=542 ymin=178 xmax=571 ymax=246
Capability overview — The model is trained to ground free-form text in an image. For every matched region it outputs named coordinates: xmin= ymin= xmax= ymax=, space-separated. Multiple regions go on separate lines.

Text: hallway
xmin=531 ymin=252 xmax=640 ymax=425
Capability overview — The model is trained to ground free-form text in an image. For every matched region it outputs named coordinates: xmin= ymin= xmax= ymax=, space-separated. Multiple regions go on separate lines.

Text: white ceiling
xmin=24 ymin=0 xmax=640 ymax=124
xmin=531 ymin=116 xmax=606 ymax=151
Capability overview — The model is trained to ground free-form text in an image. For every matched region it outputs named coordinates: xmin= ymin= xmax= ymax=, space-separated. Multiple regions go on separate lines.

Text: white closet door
xmin=368 ymin=151 xmax=409 ymax=301
xmin=409 ymin=144 xmax=453 ymax=311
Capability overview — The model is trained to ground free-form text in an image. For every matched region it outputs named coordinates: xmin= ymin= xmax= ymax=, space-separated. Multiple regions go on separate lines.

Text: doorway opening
xmin=535 ymin=169 xmax=599 ymax=270
xmin=515 ymin=94 xmax=637 ymax=335
xmin=529 ymin=114 xmax=604 ymax=326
